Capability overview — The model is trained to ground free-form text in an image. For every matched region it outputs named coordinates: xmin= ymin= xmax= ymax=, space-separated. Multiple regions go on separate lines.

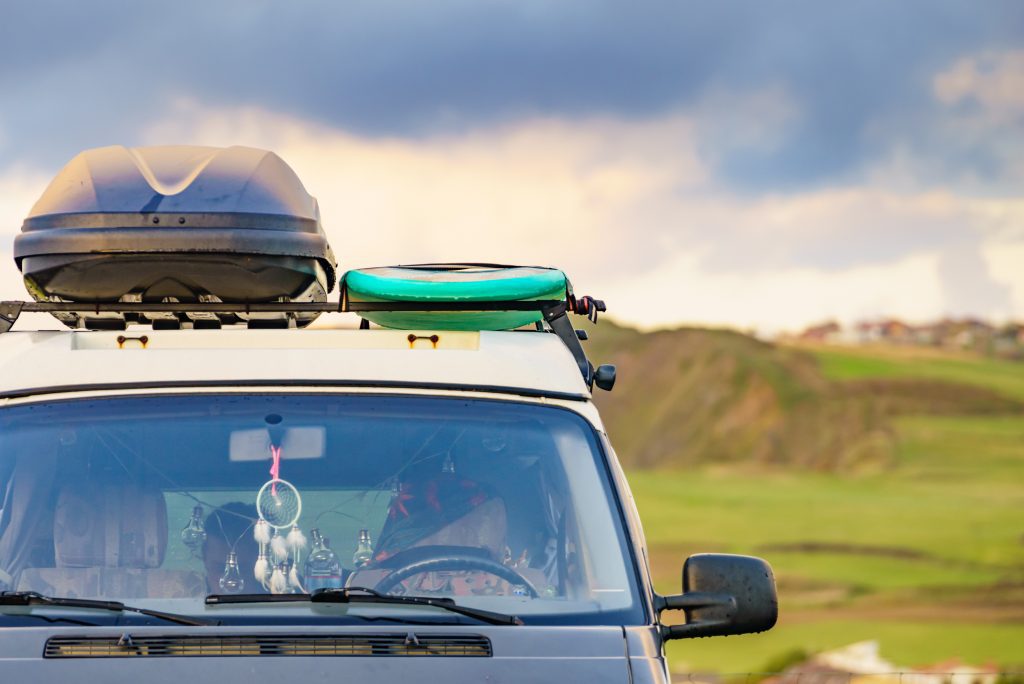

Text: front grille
xmin=44 ymin=633 xmax=492 ymax=658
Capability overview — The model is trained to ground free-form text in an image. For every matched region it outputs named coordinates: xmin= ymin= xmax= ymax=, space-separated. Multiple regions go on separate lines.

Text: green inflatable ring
xmin=343 ymin=265 xmax=567 ymax=330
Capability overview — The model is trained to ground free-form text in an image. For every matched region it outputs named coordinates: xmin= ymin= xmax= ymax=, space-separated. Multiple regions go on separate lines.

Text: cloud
xmin=937 ymin=247 xmax=1014 ymax=319
xmin=139 ymin=101 xmax=707 ymax=278
xmin=607 ymin=251 xmax=948 ymax=333
xmin=981 ymin=239 xmax=1024 ymax=315
xmin=0 ymin=169 xmax=50 ymax=316
xmin=0 ymin=165 xmax=49 ymax=249
xmin=934 ymin=50 xmax=1024 ymax=120
xmin=2 ymin=1 xmax=1022 ymax=193
xmin=913 ymin=50 xmax=1024 ymax=192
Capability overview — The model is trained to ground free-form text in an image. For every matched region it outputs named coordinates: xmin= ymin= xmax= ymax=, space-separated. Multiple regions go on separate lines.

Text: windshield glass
xmin=0 ymin=393 xmax=642 ymax=626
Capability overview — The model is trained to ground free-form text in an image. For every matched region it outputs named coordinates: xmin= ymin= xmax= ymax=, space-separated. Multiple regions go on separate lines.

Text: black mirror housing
xmin=593 ymin=364 xmax=616 ymax=391
xmin=657 ymin=553 xmax=778 ymax=640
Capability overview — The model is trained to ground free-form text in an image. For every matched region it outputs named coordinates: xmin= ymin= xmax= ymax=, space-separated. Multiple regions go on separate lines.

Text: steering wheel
xmin=373 ymin=554 xmax=539 ymax=598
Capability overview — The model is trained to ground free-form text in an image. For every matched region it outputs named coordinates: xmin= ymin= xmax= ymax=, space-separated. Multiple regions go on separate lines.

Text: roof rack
xmin=0 ymin=296 xmax=615 ymax=390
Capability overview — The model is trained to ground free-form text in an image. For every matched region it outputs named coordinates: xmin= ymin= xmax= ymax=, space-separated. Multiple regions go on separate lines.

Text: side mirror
xmin=656 ymin=553 xmax=777 ymax=640
xmin=593 ymin=364 xmax=616 ymax=391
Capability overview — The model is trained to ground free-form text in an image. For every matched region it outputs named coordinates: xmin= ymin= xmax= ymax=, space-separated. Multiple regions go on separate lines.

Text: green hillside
xmin=580 ymin=321 xmax=1024 ymax=672
xmin=583 ymin=321 xmax=1023 ymax=471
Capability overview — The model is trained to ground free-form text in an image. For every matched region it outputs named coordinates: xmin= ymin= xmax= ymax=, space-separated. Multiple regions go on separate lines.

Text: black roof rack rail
xmin=0 ymin=297 xmax=614 ymax=390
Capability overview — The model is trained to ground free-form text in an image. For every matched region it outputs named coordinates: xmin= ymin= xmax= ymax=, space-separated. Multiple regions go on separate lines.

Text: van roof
xmin=0 ymin=327 xmax=593 ymax=403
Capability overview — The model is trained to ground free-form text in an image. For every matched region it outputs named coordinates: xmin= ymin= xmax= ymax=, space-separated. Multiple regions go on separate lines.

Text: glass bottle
xmin=219 ymin=550 xmax=245 ymax=594
xmin=352 ymin=529 xmax=373 ymax=568
xmin=180 ymin=505 xmax=207 ymax=551
xmin=303 ymin=528 xmax=342 ymax=592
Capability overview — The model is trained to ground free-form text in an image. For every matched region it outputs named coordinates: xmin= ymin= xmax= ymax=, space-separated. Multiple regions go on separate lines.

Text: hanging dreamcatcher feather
xmin=286 ymin=525 xmax=307 ymax=551
xmin=270 ymin=565 xmax=288 ymax=594
xmin=270 ymin=533 xmax=289 ymax=562
xmin=253 ymin=519 xmax=272 ymax=545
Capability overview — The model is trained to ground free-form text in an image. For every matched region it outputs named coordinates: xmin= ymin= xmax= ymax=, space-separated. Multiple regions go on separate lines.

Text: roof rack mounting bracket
xmin=543 ymin=303 xmax=593 ymax=388
xmin=0 ymin=302 xmax=23 ymax=334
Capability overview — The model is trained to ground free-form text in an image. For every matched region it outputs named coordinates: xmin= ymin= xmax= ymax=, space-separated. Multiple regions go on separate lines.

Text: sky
xmin=1 ymin=1 xmax=1022 ymax=333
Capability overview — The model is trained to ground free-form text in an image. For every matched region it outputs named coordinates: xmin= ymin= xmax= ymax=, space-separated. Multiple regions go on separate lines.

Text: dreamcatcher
xmin=253 ymin=440 xmax=307 ymax=593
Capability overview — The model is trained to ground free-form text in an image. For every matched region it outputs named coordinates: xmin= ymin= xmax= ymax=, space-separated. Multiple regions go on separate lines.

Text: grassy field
xmin=623 ymin=342 xmax=1024 ymax=674
xmin=807 ymin=343 xmax=1024 ymax=402
xmin=664 ymin=620 xmax=1024 ymax=674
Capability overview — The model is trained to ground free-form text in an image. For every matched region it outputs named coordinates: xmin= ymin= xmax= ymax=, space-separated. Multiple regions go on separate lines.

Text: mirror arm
xmin=654 ymin=591 xmax=738 ymax=641
xmin=654 ymin=591 xmax=735 ymax=613
xmin=660 ymin=619 xmax=734 ymax=640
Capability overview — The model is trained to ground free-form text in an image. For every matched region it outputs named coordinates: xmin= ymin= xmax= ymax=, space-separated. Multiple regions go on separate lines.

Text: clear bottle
xmin=303 ymin=528 xmax=342 ymax=592
xmin=352 ymin=529 xmax=373 ymax=568
xmin=219 ymin=550 xmax=245 ymax=594
xmin=180 ymin=505 xmax=207 ymax=551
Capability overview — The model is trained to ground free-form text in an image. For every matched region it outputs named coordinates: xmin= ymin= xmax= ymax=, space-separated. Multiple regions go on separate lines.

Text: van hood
xmin=0 ymin=624 xmax=642 ymax=683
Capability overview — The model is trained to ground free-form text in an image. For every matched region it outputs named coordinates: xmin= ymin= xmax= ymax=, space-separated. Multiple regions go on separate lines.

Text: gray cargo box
xmin=13 ymin=145 xmax=336 ymax=329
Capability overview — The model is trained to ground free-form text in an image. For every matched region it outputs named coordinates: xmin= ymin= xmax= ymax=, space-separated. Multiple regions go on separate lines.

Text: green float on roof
xmin=342 ymin=264 xmax=568 ymax=330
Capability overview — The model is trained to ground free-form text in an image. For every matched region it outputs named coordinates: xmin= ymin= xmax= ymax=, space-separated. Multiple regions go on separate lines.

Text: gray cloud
xmin=1 ymin=0 xmax=1022 ymax=191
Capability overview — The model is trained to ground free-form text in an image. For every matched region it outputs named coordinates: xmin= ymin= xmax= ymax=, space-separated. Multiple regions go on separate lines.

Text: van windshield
xmin=0 ymin=394 xmax=642 ymax=626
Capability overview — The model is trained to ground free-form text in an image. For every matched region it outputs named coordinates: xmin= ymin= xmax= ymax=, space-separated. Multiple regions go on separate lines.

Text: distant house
xmin=947 ymin=318 xmax=995 ymax=349
xmin=912 ymin=319 xmax=945 ymax=346
xmin=855 ymin=319 xmax=913 ymax=344
xmin=850 ymin=317 xmax=1008 ymax=352
xmin=854 ymin=320 xmax=882 ymax=343
xmin=786 ymin=317 xmax=1021 ymax=357
xmin=799 ymin=321 xmax=843 ymax=343
xmin=993 ymin=322 xmax=1024 ymax=358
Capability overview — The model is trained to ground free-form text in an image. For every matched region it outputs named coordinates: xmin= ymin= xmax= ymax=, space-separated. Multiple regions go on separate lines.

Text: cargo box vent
xmin=44 ymin=633 xmax=492 ymax=658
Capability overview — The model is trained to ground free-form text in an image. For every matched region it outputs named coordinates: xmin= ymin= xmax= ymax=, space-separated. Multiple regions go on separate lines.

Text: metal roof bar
xmin=0 ymin=297 xmax=607 ymax=388
xmin=2 ymin=300 xmax=563 ymax=314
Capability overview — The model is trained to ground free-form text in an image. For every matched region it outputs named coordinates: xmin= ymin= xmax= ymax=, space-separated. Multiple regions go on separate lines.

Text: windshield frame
xmin=0 ymin=389 xmax=650 ymax=628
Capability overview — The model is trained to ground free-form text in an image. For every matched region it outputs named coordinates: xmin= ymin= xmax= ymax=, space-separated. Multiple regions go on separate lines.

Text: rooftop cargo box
xmin=13 ymin=145 xmax=336 ymax=329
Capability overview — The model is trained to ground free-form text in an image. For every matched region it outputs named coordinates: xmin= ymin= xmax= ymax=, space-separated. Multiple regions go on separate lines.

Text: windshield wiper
xmin=0 ymin=591 xmax=217 ymax=627
xmin=205 ymin=587 xmax=523 ymax=626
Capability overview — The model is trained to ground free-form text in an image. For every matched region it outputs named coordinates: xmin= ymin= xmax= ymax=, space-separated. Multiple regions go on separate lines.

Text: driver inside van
xmin=347 ymin=453 xmax=548 ymax=597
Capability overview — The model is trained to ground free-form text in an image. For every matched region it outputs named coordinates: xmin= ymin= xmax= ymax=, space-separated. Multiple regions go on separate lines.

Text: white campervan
xmin=0 ymin=146 xmax=776 ymax=683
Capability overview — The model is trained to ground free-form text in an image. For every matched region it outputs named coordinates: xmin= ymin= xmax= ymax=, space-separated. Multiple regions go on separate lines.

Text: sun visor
xmin=13 ymin=145 xmax=337 ymax=329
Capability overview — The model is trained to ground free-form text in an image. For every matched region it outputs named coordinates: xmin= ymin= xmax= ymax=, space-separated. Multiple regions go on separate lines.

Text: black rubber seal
xmin=0 ymin=379 xmax=590 ymax=403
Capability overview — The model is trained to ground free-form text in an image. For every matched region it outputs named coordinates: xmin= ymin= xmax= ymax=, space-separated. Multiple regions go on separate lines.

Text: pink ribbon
xmin=269 ymin=444 xmax=282 ymax=494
